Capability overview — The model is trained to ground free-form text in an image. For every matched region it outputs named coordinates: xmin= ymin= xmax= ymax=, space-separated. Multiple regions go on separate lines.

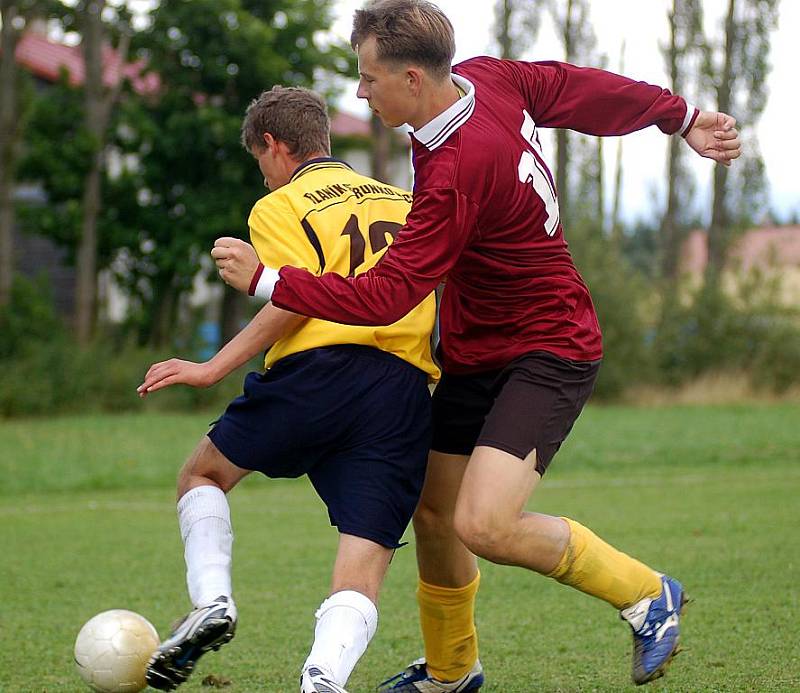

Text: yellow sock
xmin=417 ymin=572 xmax=480 ymax=682
xmin=547 ymin=518 xmax=661 ymax=610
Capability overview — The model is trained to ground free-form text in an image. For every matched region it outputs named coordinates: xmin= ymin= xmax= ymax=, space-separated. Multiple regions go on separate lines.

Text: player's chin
xmin=375 ymin=111 xmax=402 ymax=128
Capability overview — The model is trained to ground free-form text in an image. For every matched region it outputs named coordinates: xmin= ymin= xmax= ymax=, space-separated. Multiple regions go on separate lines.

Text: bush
xmin=0 ymin=275 xmax=64 ymax=359
xmin=653 ymin=278 xmax=800 ymax=393
xmin=0 ymin=277 xmax=256 ymax=417
xmin=569 ymin=221 xmax=654 ymax=399
xmin=0 ymin=336 xmax=254 ymax=418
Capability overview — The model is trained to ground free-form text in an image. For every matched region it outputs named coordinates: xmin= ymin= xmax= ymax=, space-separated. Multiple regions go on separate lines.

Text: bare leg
xmin=330 ymin=533 xmax=393 ymax=603
xmin=177 ymin=435 xmax=251 ymax=499
xmin=303 ymin=534 xmax=392 ymax=688
xmin=454 ymin=445 xmax=568 ymax=573
xmin=413 ymin=451 xmax=477 ymax=587
xmin=410 ymin=451 xmax=481 ymax=682
xmin=146 ymin=437 xmax=247 ymax=691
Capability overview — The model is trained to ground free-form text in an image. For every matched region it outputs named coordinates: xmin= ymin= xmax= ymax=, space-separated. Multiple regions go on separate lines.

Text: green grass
xmin=1 ymin=403 xmax=799 ymax=691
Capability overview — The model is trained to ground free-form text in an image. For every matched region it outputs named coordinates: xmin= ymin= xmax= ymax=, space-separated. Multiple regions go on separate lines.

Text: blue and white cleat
xmin=146 ymin=595 xmax=237 ymax=690
xmin=377 ymin=658 xmax=484 ymax=692
xmin=621 ymin=575 xmax=687 ymax=685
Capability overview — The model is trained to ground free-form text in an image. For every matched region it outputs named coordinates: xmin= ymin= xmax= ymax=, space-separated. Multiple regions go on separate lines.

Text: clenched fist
xmin=211 ymin=237 xmax=260 ymax=294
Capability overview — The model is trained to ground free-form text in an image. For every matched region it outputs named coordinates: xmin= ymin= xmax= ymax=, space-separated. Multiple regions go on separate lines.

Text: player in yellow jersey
xmin=136 ymin=86 xmax=438 ymax=693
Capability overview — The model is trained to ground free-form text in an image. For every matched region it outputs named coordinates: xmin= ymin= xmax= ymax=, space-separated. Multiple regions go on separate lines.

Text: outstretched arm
xmin=683 ymin=111 xmax=741 ymax=167
xmin=137 ymin=303 xmax=304 ymax=396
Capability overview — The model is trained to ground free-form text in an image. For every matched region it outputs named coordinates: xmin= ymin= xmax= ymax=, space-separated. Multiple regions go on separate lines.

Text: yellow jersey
xmin=248 ymin=158 xmax=439 ymax=381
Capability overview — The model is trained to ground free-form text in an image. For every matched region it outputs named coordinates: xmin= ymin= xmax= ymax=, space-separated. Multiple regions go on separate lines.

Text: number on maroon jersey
xmin=517 ymin=110 xmax=560 ymax=237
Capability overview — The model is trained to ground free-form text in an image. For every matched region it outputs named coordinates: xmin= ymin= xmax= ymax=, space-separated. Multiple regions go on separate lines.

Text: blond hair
xmin=351 ymin=0 xmax=455 ymax=80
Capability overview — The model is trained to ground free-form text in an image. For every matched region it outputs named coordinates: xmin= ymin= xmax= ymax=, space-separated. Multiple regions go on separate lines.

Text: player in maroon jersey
xmin=213 ymin=1 xmax=740 ymax=690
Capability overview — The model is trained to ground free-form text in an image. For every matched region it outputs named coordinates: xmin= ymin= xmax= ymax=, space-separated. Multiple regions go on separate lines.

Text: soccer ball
xmin=74 ymin=609 xmax=160 ymax=693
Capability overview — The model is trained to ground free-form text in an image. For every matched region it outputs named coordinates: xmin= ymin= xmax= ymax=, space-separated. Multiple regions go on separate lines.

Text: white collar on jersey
xmin=411 ymin=73 xmax=475 ymax=151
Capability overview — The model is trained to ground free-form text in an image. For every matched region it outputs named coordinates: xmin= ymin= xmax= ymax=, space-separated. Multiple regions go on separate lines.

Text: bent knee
xmin=413 ymin=497 xmax=456 ymax=537
xmin=177 ymin=437 xmax=244 ymax=497
xmin=453 ymin=507 xmax=515 ymax=563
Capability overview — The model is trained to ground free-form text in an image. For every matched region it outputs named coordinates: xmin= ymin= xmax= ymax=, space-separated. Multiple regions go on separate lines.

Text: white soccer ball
xmin=74 ymin=609 xmax=160 ymax=693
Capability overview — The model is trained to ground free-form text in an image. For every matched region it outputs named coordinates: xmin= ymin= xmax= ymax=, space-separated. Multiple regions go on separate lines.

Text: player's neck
xmin=408 ymin=78 xmax=461 ymax=130
xmin=299 ymin=152 xmax=332 ymax=165
xmin=283 ymin=152 xmax=334 ymax=181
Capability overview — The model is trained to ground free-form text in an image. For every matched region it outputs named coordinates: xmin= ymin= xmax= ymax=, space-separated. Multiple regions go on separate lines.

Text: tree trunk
xmin=610 ymin=40 xmax=625 ymax=244
xmin=370 ymin=112 xmax=390 ymax=183
xmin=661 ymin=136 xmax=683 ymax=281
xmin=0 ymin=2 xmax=20 ymax=307
xmin=497 ymin=0 xmax=512 ymax=58
xmin=219 ymin=283 xmax=246 ymax=346
xmin=705 ymin=0 xmax=735 ymax=288
xmin=147 ymin=275 xmax=178 ymax=348
xmin=75 ymin=1 xmax=129 ymax=343
xmin=75 ymin=0 xmax=106 ymax=343
xmin=596 ymin=137 xmax=605 ymax=234
xmin=555 ymin=0 xmax=574 ymax=231
xmin=661 ymin=5 xmax=682 ymax=283
xmin=610 ymin=140 xmax=623 ymax=243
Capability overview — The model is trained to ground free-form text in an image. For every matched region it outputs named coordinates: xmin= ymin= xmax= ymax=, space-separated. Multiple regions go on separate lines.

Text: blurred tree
xmin=19 ymin=0 xmax=352 ymax=348
xmin=660 ymin=0 xmax=704 ymax=285
xmin=74 ymin=0 xmax=131 ymax=344
xmin=0 ymin=0 xmax=54 ymax=307
xmin=0 ymin=1 xmax=23 ymax=308
xmin=15 ymin=0 xmax=132 ymax=342
xmin=114 ymin=0 xmax=352 ymax=346
xmin=370 ymin=112 xmax=390 ymax=182
xmin=609 ymin=40 xmax=625 ymax=244
xmin=492 ymin=0 xmax=542 ymax=60
xmin=571 ymin=53 xmax=607 ymax=236
xmin=547 ymin=0 xmax=596 ymax=233
xmin=703 ymin=0 xmax=778 ymax=288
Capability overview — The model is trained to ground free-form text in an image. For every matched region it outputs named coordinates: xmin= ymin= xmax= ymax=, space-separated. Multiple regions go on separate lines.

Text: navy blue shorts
xmin=208 ymin=345 xmax=431 ymax=548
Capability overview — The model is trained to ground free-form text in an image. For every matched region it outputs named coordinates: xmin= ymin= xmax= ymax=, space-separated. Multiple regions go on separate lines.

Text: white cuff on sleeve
xmin=253 ymin=266 xmax=281 ymax=301
xmin=679 ymin=103 xmax=698 ymax=136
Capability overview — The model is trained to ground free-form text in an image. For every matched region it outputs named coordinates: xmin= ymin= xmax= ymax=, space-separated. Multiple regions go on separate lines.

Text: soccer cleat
xmin=145 ymin=595 xmax=237 ymax=691
xmin=300 ymin=665 xmax=350 ymax=693
xmin=621 ymin=575 xmax=687 ymax=685
xmin=377 ymin=658 xmax=484 ymax=692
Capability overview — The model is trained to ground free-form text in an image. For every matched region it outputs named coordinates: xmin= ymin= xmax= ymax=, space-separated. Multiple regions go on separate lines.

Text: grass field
xmin=1 ymin=403 xmax=799 ymax=692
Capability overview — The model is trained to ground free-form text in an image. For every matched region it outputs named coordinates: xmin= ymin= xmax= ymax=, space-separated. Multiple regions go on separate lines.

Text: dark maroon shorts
xmin=430 ymin=351 xmax=600 ymax=475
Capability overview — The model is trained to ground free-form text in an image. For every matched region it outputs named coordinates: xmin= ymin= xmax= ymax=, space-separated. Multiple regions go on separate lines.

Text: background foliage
xmin=1 ymin=0 xmax=797 ymax=417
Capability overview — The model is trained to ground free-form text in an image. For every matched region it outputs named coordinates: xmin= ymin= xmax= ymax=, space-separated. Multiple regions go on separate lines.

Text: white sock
xmin=302 ymin=590 xmax=378 ymax=686
xmin=177 ymin=485 xmax=233 ymax=607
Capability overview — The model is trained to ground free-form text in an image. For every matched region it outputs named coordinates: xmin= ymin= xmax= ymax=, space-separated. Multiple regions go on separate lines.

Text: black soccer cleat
xmin=145 ymin=596 xmax=237 ymax=690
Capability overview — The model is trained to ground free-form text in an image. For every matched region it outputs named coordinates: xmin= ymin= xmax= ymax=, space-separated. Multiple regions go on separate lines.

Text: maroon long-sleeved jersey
xmin=272 ymin=56 xmax=697 ymax=374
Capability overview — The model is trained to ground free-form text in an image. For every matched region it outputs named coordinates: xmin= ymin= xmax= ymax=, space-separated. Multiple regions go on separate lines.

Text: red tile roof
xmin=13 ymin=31 xmax=381 ymax=139
xmin=681 ymin=225 xmax=800 ymax=274
xmin=330 ymin=111 xmax=371 ymax=137
xmin=14 ymin=31 xmax=159 ymax=94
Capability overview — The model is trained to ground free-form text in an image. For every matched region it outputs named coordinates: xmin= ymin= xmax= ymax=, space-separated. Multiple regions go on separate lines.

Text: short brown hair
xmin=351 ymin=0 xmax=455 ymax=80
xmin=240 ymin=86 xmax=330 ymax=159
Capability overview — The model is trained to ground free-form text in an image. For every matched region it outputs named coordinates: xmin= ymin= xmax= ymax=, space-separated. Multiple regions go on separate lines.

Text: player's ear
xmin=262 ymin=132 xmax=275 ymax=151
xmin=406 ymin=67 xmax=424 ymax=96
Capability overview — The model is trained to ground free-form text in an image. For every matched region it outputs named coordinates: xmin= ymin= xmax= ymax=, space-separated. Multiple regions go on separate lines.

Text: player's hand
xmin=684 ymin=111 xmax=741 ymax=167
xmin=211 ymin=237 xmax=260 ymax=294
xmin=137 ymin=359 xmax=218 ymax=397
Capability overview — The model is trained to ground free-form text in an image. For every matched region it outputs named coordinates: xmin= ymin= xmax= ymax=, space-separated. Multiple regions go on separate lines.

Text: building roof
xmin=681 ymin=225 xmax=800 ymax=274
xmin=14 ymin=31 xmax=159 ymax=94
xmin=330 ymin=110 xmax=371 ymax=137
xmin=13 ymin=31 xmax=376 ymax=139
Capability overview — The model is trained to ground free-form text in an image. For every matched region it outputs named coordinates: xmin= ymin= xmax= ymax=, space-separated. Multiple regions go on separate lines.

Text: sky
xmin=329 ymin=0 xmax=799 ymax=225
